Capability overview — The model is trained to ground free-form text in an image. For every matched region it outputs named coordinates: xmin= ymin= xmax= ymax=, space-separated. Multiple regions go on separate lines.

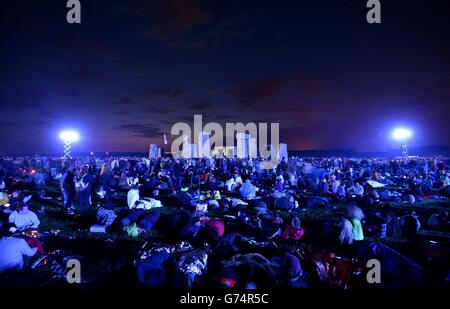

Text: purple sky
xmin=1 ymin=0 xmax=449 ymax=155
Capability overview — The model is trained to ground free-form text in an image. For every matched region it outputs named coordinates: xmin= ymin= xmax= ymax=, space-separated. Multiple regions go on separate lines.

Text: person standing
xmin=77 ymin=164 xmax=93 ymax=215
xmin=60 ymin=166 xmax=76 ymax=213
xmin=100 ymin=163 xmax=114 ymax=190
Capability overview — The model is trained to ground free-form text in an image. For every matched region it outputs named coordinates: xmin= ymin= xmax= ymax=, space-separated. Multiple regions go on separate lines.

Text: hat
xmin=18 ymin=193 xmax=31 ymax=204
xmin=281 ymin=253 xmax=303 ymax=280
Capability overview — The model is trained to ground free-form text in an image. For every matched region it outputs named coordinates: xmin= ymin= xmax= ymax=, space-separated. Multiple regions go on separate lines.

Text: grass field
xmin=5 ymin=183 xmax=448 ymax=288
xmin=27 ymin=183 xmax=450 ymax=251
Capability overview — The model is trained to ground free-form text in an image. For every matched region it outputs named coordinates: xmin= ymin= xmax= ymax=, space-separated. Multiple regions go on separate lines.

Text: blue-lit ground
xmin=0 ymin=155 xmax=449 ymax=288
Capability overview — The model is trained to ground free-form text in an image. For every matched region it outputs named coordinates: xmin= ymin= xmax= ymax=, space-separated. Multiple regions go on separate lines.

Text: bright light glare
xmin=59 ymin=130 xmax=80 ymax=142
xmin=392 ymin=128 xmax=412 ymax=140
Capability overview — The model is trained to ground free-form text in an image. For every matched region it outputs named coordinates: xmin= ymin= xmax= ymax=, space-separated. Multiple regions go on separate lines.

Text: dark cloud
xmin=146 ymin=106 xmax=176 ymax=114
xmin=224 ymin=78 xmax=285 ymax=105
xmin=112 ymin=97 xmax=175 ymax=113
xmin=0 ymin=91 xmax=46 ymax=112
xmin=0 ymin=120 xmax=47 ymax=129
xmin=215 ymin=114 xmax=233 ymax=120
xmin=189 ymin=99 xmax=213 ymax=110
xmin=168 ymin=39 xmax=204 ymax=50
xmin=107 ymin=0 xmax=210 ymax=44
xmin=138 ymin=0 xmax=210 ymax=41
xmin=0 ymin=121 xmax=20 ymax=128
xmin=1 ymin=0 xmax=449 ymax=153
xmin=56 ymin=33 xmax=120 ymax=61
xmin=64 ymin=65 xmax=103 ymax=83
xmin=119 ymin=123 xmax=162 ymax=138
xmin=62 ymin=91 xmax=82 ymax=98
xmin=145 ymin=87 xmax=184 ymax=98
xmin=162 ymin=115 xmax=195 ymax=125
xmin=116 ymin=110 xmax=133 ymax=116
xmin=113 ymin=97 xmax=139 ymax=105
xmin=27 ymin=120 xmax=49 ymax=127
xmin=36 ymin=110 xmax=60 ymax=120
xmin=292 ymin=79 xmax=325 ymax=98
xmin=64 ymin=66 xmax=90 ymax=83
xmin=127 ymin=59 xmax=180 ymax=79
xmin=0 ymin=93 xmax=17 ymax=111
xmin=206 ymin=85 xmax=217 ymax=92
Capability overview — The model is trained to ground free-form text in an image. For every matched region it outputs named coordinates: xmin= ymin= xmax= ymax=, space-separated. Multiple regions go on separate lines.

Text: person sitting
xmin=276 ymin=175 xmax=284 ymax=191
xmin=180 ymin=216 xmax=203 ymax=241
xmin=318 ymin=178 xmax=330 ymax=194
xmin=287 ymin=173 xmax=297 ymax=188
xmin=239 ymin=179 xmax=256 ymax=199
xmin=274 ymin=195 xmax=295 ymax=211
xmin=127 ymin=186 xmax=141 ymax=209
xmin=225 ymin=174 xmax=241 ymax=190
xmin=330 ymin=176 xmax=340 ymax=194
xmin=0 ymin=235 xmax=38 ymax=273
xmin=8 ymin=190 xmax=23 ymax=211
xmin=400 ymin=212 xmax=421 ymax=237
xmin=348 ymin=206 xmax=364 ymax=241
xmin=8 ymin=204 xmax=40 ymax=230
xmin=348 ymin=182 xmax=364 ymax=197
xmin=281 ymin=217 xmax=305 ymax=241
xmin=118 ymin=172 xmax=131 ymax=190
xmin=234 ymin=174 xmax=243 ymax=186
xmin=226 ymin=177 xmax=236 ymax=192
xmin=368 ymin=188 xmax=380 ymax=201
xmin=421 ymin=176 xmax=434 ymax=195
xmin=385 ymin=212 xmax=402 ymax=238
xmin=177 ymin=187 xmax=193 ymax=209
xmin=205 ymin=175 xmax=220 ymax=191
xmin=280 ymin=252 xmax=311 ymax=288
xmin=336 ymin=184 xmax=346 ymax=199
xmin=338 ymin=218 xmax=354 ymax=245
xmin=258 ymin=212 xmax=284 ymax=239
xmin=368 ymin=213 xmax=387 ymax=239
xmin=427 ymin=211 xmax=449 ymax=231
xmin=353 ymin=182 xmax=364 ymax=196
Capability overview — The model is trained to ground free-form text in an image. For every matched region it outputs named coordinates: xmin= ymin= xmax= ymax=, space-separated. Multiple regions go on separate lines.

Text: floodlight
xmin=391 ymin=127 xmax=412 ymax=156
xmin=392 ymin=128 xmax=412 ymax=140
xmin=59 ymin=130 xmax=80 ymax=159
xmin=59 ymin=130 xmax=80 ymax=143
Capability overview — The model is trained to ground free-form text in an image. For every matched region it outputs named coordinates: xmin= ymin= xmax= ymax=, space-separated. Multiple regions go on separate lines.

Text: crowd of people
xmin=0 ymin=154 xmax=449 ymax=287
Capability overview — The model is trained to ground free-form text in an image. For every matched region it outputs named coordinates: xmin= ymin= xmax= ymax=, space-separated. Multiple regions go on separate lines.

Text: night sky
xmin=1 ymin=0 xmax=449 ymax=155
